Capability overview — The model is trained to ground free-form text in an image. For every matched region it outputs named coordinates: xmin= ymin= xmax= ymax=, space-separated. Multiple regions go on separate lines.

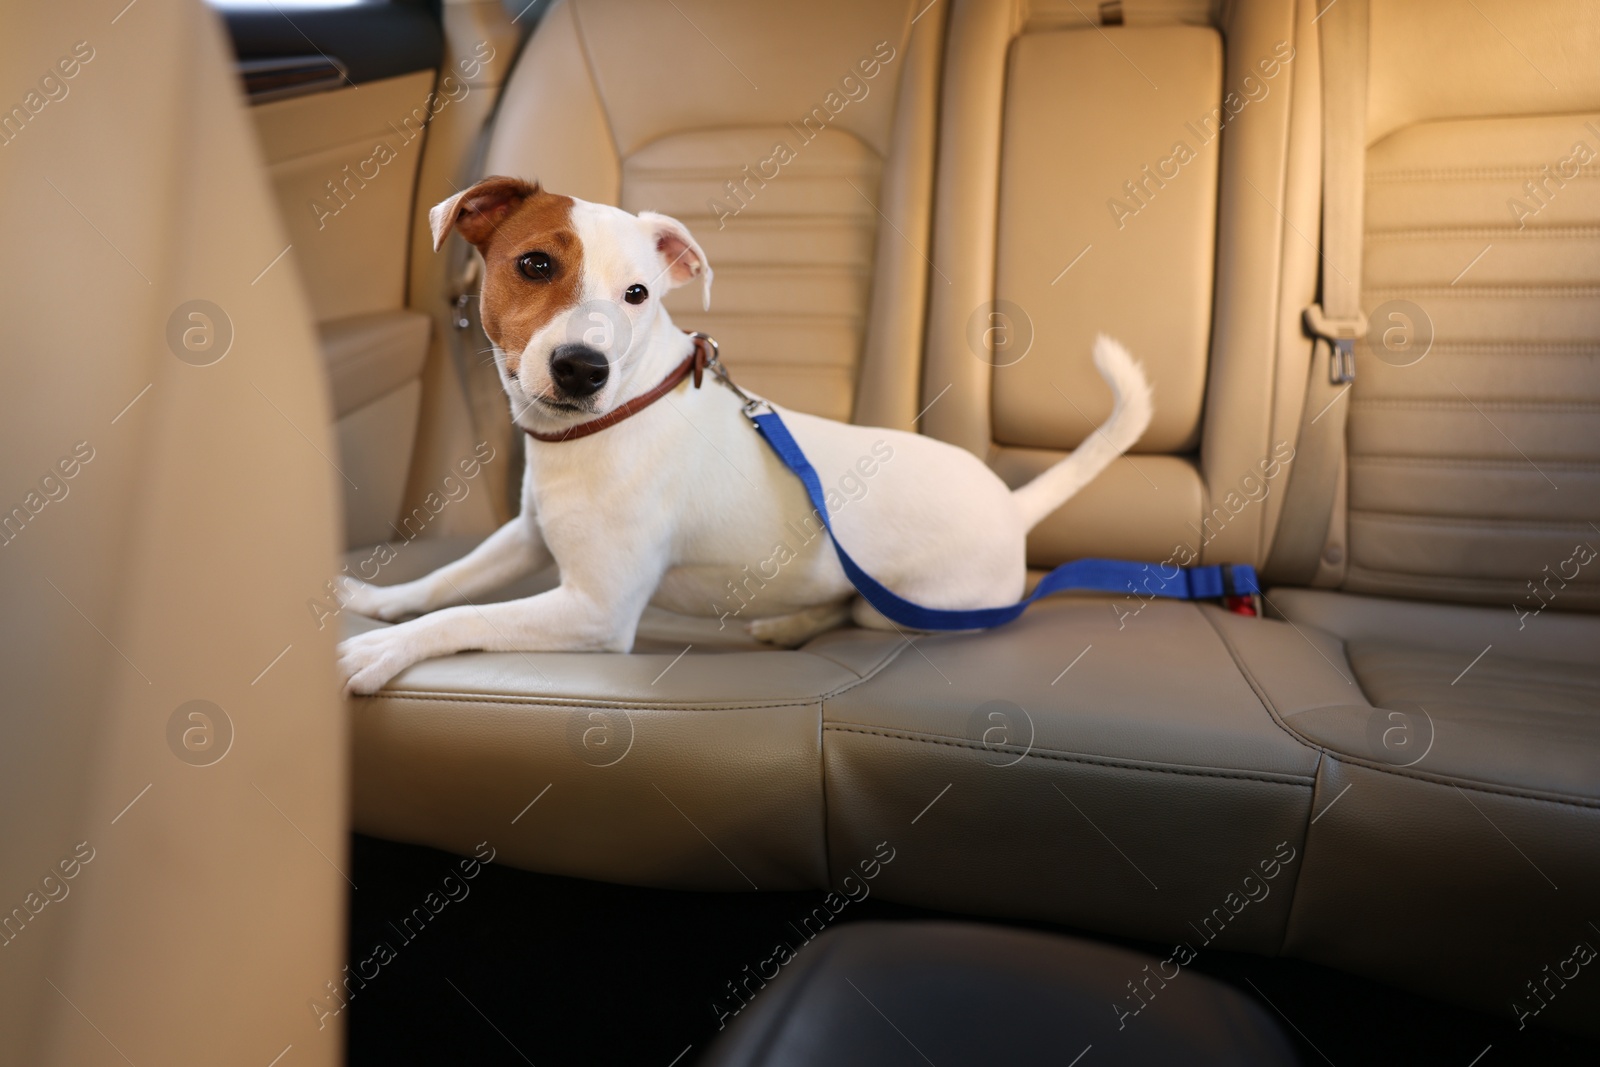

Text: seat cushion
xmin=1266 ymin=587 xmax=1600 ymax=801
xmin=343 ymin=537 xmax=906 ymax=890
xmin=701 ymin=921 xmax=1300 ymax=1067
xmin=1348 ymin=641 xmax=1600 ymax=795
xmin=818 ymin=597 xmax=1325 ymax=952
xmin=1250 ymin=589 xmax=1600 ymax=1033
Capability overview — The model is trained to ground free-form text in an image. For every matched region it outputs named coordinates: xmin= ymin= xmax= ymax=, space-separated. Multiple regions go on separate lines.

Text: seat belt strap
xmin=748 ymin=407 xmax=1260 ymax=631
xmin=1265 ymin=0 xmax=1369 ymax=585
xmin=443 ymin=112 xmax=524 ymax=524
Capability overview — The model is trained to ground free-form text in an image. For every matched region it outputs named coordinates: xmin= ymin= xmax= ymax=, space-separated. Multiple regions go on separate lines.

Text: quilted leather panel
xmin=1349 ymin=113 xmax=1600 ymax=608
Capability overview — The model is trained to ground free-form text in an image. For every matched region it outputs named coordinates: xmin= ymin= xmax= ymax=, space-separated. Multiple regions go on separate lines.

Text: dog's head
xmin=430 ymin=177 xmax=711 ymax=428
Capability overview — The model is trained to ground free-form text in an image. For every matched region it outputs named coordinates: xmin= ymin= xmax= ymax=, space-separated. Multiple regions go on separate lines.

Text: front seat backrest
xmin=0 ymin=2 xmax=345 ymax=1063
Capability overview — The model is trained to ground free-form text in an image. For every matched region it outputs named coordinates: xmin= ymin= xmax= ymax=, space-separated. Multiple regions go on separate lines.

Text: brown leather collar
xmin=523 ymin=333 xmax=713 ymax=443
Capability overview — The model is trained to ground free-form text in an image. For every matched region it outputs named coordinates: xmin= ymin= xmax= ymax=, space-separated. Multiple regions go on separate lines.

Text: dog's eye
xmin=517 ymin=251 xmax=554 ymax=281
xmin=624 ymin=283 xmax=648 ymax=305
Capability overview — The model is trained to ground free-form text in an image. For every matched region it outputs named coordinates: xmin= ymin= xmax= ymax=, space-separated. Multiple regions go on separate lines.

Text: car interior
xmin=4 ymin=0 xmax=1597 ymax=1064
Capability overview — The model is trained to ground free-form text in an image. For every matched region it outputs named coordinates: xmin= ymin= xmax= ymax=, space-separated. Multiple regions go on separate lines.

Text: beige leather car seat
xmin=0 ymin=1 xmax=345 ymax=1063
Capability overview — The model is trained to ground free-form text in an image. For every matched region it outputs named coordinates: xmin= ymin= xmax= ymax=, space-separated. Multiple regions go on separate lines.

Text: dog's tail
xmin=1010 ymin=334 xmax=1153 ymax=532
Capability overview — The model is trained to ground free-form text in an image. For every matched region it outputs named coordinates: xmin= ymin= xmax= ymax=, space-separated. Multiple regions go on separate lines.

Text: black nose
xmin=549 ymin=344 xmax=609 ymax=398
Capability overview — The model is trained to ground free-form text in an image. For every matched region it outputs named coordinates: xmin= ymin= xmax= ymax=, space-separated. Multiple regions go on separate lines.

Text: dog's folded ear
xmin=430 ymin=177 xmax=538 ymax=251
xmin=639 ymin=211 xmax=713 ymax=311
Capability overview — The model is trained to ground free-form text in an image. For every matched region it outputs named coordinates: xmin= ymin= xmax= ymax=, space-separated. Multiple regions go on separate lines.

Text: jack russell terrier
xmin=336 ymin=178 xmax=1151 ymax=694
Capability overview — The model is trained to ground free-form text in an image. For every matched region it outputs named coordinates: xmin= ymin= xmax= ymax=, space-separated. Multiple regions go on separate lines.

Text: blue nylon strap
xmin=749 ymin=410 xmax=1259 ymax=632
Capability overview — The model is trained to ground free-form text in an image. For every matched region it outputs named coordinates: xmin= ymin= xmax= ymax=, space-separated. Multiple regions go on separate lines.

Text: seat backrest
xmin=924 ymin=0 xmax=1308 ymax=570
xmin=1334 ymin=0 xmax=1600 ymax=611
xmin=0 ymin=3 xmax=344 ymax=1063
xmin=479 ymin=0 xmax=945 ymax=428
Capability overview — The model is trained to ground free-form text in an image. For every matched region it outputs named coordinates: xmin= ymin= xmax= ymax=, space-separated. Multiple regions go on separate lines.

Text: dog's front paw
xmin=340 ymin=576 xmax=423 ymax=622
xmin=337 ymin=627 xmax=421 ymax=695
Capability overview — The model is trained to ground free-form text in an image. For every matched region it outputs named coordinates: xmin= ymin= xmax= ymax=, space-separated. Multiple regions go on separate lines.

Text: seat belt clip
xmin=699 ymin=333 xmax=773 ymax=423
xmin=1219 ymin=564 xmax=1262 ymax=617
xmin=451 ymin=258 xmax=483 ymax=330
xmin=1224 ymin=593 xmax=1261 ymax=617
xmin=1303 ymin=304 xmax=1364 ymax=385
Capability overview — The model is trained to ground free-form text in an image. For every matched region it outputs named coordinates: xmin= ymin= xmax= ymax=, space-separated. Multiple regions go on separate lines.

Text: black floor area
xmin=345 ymin=834 xmax=1595 ymax=1066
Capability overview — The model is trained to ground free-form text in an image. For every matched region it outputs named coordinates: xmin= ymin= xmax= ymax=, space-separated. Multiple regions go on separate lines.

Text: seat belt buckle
xmin=1303 ymin=304 xmax=1363 ymax=385
xmin=1218 ymin=564 xmax=1261 ymax=617
xmin=1327 ymin=337 xmax=1356 ymax=385
xmin=1224 ymin=593 xmax=1261 ymax=617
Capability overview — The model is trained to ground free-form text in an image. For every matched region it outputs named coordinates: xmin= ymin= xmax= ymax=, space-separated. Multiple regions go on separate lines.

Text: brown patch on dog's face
xmin=433 ymin=178 xmax=583 ymax=377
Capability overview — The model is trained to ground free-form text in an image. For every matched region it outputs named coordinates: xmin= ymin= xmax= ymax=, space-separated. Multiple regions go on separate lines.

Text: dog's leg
xmin=341 ymin=516 xmax=552 ymax=622
xmin=744 ymin=601 xmax=852 ymax=647
xmin=337 ymin=581 xmax=645 ymax=695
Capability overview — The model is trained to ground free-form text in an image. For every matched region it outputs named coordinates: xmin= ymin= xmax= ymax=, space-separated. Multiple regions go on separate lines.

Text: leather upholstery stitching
xmin=1344 ymin=564 xmax=1600 ymax=592
xmin=1353 ymin=456 xmax=1600 ymax=470
xmin=1367 ymin=224 xmax=1600 ymax=238
xmin=1369 ymin=164 xmax=1600 ymax=181
xmin=629 ymin=167 xmax=877 ymax=181
xmin=566 ymin=0 xmax=623 ymax=163
xmin=1351 ymin=399 xmax=1600 ymax=412
xmin=365 ymin=692 xmax=826 ymax=711
xmin=1279 ymin=750 xmax=1326 ymax=957
xmin=1193 ymin=605 xmax=1324 ymax=753
xmin=364 ymin=641 xmax=915 ymax=710
xmin=1315 ymin=756 xmax=1600 ymax=810
xmin=821 ymin=725 xmax=1316 ymax=786
xmin=1349 ymin=510 xmax=1600 ymax=530
xmin=1196 ymin=556 xmax=1326 ymax=955
xmin=812 ymin=638 xmax=915 ymax=692
xmin=1365 ymin=284 xmax=1600 ymax=297
xmin=1360 ymin=341 xmax=1600 ymax=354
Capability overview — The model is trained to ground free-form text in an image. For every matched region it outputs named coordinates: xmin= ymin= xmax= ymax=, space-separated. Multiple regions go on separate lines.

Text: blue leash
xmin=744 ymin=406 xmax=1260 ymax=631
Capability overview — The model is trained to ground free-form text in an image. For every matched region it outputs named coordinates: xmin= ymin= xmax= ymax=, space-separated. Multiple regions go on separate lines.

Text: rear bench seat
xmin=345 ymin=0 xmax=1599 ymax=1033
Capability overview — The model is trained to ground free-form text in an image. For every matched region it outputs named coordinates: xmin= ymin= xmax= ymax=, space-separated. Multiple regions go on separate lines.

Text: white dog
xmin=336 ymin=178 xmax=1151 ymax=694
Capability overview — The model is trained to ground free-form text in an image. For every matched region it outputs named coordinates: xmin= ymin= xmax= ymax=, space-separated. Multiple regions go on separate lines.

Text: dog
xmin=336 ymin=178 xmax=1151 ymax=694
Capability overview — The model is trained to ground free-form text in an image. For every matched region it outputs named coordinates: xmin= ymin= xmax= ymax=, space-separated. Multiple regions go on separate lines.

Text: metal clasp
xmin=1303 ymin=304 xmax=1363 ymax=385
xmin=1328 ymin=338 xmax=1355 ymax=385
xmin=693 ymin=331 xmax=772 ymax=422
xmin=451 ymin=258 xmax=482 ymax=330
